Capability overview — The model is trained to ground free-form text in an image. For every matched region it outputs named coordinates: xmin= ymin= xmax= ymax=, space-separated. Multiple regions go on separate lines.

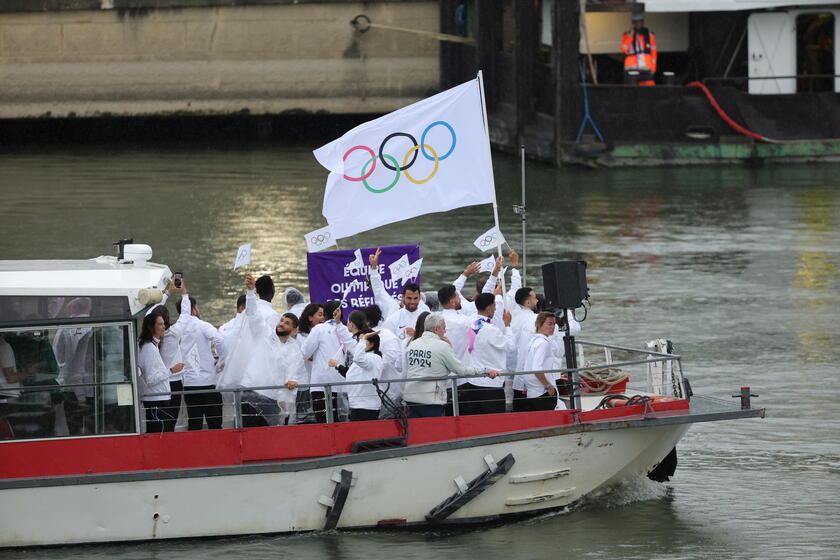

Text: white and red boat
xmin=0 ymin=249 xmax=764 ymax=548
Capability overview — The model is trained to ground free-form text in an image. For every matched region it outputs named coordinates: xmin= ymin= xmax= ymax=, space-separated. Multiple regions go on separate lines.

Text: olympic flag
xmin=304 ymin=225 xmax=336 ymax=253
xmin=313 ymin=79 xmax=495 ymax=239
xmin=478 ymin=255 xmax=496 ymax=274
xmin=473 ymin=226 xmax=506 ymax=253
xmin=233 ymin=243 xmax=252 ymax=270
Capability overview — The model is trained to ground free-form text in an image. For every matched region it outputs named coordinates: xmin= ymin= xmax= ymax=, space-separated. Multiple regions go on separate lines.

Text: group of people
xmin=135 ymin=248 xmax=580 ymax=431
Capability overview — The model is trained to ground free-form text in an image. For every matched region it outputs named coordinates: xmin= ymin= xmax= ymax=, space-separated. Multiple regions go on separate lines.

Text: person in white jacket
xmin=145 ymin=278 xmax=188 ymax=431
xmin=216 ymin=274 xmax=290 ymax=427
xmin=463 ymin=293 xmax=515 ymax=415
xmin=277 ymin=313 xmax=307 ymax=424
xmin=300 ymin=300 xmax=345 ymax=423
xmin=368 ymin=248 xmax=430 ymax=341
xmin=403 ymin=313 xmax=499 ymax=418
xmin=137 ymin=312 xmax=174 ymax=433
xmin=254 ymin=275 xmax=281 ymax=333
xmin=362 ymin=305 xmax=404 ymax=417
xmin=176 ymin=291 xmax=225 ymax=430
xmin=521 ymin=312 xmax=568 ymax=412
xmin=332 ymin=310 xmax=384 ymax=422
xmin=450 ymin=251 xmax=517 ymax=316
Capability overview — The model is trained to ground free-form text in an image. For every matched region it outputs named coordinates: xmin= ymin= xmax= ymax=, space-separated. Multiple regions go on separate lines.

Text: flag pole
xmin=477 ymin=70 xmax=507 ymax=304
xmin=520 ymin=144 xmax=527 ymax=286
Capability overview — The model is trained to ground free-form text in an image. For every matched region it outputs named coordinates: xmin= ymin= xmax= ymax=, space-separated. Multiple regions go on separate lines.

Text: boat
xmin=0 ymin=245 xmax=765 ymax=548
xmin=437 ymin=0 xmax=840 ymax=167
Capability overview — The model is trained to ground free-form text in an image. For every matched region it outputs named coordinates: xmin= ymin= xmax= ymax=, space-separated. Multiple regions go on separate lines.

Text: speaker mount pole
xmin=561 ymin=308 xmax=579 ymax=411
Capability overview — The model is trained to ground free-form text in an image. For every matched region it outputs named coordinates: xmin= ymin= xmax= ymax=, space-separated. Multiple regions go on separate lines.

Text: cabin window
xmin=797 ymin=13 xmax=835 ymax=92
xmin=0 ymin=323 xmax=136 ymax=441
xmin=0 ymin=295 xmax=131 ymax=327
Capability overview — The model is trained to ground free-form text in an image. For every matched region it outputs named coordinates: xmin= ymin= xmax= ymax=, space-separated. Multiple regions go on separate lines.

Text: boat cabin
xmin=0 ymin=251 xmax=171 ymax=440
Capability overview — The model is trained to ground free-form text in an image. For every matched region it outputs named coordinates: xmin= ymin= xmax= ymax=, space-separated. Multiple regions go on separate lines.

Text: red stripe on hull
xmin=0 ymin=400 xmax=688 ymax=480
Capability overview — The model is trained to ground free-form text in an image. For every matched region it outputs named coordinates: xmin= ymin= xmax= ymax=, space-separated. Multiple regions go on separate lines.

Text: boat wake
xmin=577 ymin=476 xmax=670 ymax=511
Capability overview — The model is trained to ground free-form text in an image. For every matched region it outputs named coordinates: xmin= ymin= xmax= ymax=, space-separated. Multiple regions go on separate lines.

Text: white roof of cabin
xmin=644 ymin=0 xmax=837 ymax=12
xmin=0 ymin=256 xmax=171 ymax=315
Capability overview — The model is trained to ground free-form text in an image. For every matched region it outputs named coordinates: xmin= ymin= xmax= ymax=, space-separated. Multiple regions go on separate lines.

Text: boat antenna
xmin=113 ymin=238 xmax=134 ymax=261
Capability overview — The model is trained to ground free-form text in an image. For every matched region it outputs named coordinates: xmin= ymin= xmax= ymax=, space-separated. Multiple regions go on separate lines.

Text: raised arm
xmin=350 ymin=332 xmax=379 ymax=370
xmin=497 ymin=311 xmax=516 ymax=353
xmin=453 ymin=261 xmax=480 ymax=293
xmin=506 ymin=266 xmax=522 ymax=311
xmin=334 ymin=322 xmax=355 ymax=350
xmin=482 ymin=255 xmax=505 ymax=295
xmin=145 ymin=289 xmax=170 ymax=317
xmin=368 ymin=248 xmax=399 ymax=318
xmin=179 ymin=287 xmax=192 ymax=321
xmin=165 ymin=281 xmax=192 ymax=336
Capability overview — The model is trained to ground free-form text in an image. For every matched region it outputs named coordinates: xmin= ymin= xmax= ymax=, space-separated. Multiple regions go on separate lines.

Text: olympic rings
xmin=479 ymin=234 xmax=497 ymax=247
xmin=340 ymin=121 xmax=457 ymax=194
xmin=311 ymin=232 xmax=331 ymax=245
xmin=342 ymin=145 xmax=377 ymax=182
xmin=379 ymin=132 xmax=419 ymax=172
xmin=402 ymin=144 xmax=439 ymax=185
xmin=361 ymin=154 xmax=401 ymax=194
xmin=420 ymin=121 xmax=456 ymax=161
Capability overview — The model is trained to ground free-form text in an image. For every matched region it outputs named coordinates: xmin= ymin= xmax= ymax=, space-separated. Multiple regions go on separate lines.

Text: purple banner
xmin=306 ymin=244 xmax=421 ymax=316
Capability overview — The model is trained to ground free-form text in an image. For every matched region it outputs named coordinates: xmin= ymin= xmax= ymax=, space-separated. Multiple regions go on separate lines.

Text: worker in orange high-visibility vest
xmin=621 ymin=12 xmax=657 ymax=86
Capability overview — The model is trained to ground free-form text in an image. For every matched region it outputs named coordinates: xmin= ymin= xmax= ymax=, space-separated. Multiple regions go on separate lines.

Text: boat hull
xmin=1 ymin=422 xmax=688 ymax=547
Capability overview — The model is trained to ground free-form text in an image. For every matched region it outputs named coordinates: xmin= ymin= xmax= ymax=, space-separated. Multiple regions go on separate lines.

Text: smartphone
xmin=173 ymin=272 xmax=182 ymax=289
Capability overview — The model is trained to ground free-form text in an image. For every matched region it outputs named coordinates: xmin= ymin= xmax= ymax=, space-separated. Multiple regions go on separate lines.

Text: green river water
xmin=0 ymin=144 xmax=838 ymax=559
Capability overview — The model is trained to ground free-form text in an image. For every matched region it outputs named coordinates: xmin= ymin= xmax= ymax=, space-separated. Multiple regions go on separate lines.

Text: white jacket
xmin=178 ymin=297 xmax=225 ymax=387
xmin=137 ymin=339 xmax=171 ymax=402
xmin=466 ymin=317 xmax=515 ymax=388
xmin=403 ymin=331 xmax=485 ymax=405
xmin=336 ymin=325 xmax=384 ymax=411
xmin=300 ymin=320 xmax=346 ymax=393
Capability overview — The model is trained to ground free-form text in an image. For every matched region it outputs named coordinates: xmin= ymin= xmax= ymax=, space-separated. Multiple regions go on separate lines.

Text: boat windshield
xmin=0 ymin=322 xmax=136 ymax=441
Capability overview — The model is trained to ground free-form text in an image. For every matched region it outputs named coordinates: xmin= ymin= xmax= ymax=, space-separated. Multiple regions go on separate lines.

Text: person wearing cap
xmin=621 ymin=12 xmax=657 ymax=86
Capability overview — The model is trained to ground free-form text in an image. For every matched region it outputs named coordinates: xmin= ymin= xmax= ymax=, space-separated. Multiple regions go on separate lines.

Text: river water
xmin=0 ymin=144 xmax=838 ymax=559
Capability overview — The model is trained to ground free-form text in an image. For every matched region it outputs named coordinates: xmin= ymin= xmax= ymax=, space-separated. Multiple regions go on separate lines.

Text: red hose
xmin=686 ymin=81 xmax=769 ymax=142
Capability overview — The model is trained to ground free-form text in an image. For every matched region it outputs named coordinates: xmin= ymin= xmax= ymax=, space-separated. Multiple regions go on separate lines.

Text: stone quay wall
xmin=0 ymin=1 xmax=440 ymax=118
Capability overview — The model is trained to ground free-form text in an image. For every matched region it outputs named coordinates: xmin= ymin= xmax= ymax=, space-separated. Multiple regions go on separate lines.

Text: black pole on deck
xmin=562 ymin=309 xmax=579 ymax=411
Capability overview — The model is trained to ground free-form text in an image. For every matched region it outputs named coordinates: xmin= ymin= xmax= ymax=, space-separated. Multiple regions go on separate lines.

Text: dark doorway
xmin=797 ymin=13 xmax=835 ymax=92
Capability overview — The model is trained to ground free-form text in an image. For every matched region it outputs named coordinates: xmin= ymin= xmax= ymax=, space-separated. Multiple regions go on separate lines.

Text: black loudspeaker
xmin=541 ymin=261 xmax=588 ymax=309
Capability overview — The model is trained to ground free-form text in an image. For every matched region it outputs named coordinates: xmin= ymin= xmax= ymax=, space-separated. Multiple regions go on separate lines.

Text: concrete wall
xmin=0 ymin=2 xmax=440 ymax=118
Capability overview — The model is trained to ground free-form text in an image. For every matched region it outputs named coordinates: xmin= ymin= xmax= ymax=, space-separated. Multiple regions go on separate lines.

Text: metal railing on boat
xmin=140 ymin=340 xmax=686 ymax=427
xmin=0 ymin=339 xmax=686 ymax=439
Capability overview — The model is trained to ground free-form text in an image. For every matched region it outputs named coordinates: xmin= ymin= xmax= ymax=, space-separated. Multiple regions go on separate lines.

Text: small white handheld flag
xmin=478 ymin=255 xmax=496 ymax=273
xmin=388 ymin=254 xmax=410 ymax=281
xmin=347 ymin=249 xmax=365 ymax=274
xmin=304 ymin=225 xmax=336 ymax=253
xmin=340 ymin=280 xmax=356 ymax=303
xmin=233 ymin=244 xmax=252 ymax=270
xmin=473 ymin=226 xmax=506 ymax=253
xmin=403 ymin=258 xmax=423 ymax=284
